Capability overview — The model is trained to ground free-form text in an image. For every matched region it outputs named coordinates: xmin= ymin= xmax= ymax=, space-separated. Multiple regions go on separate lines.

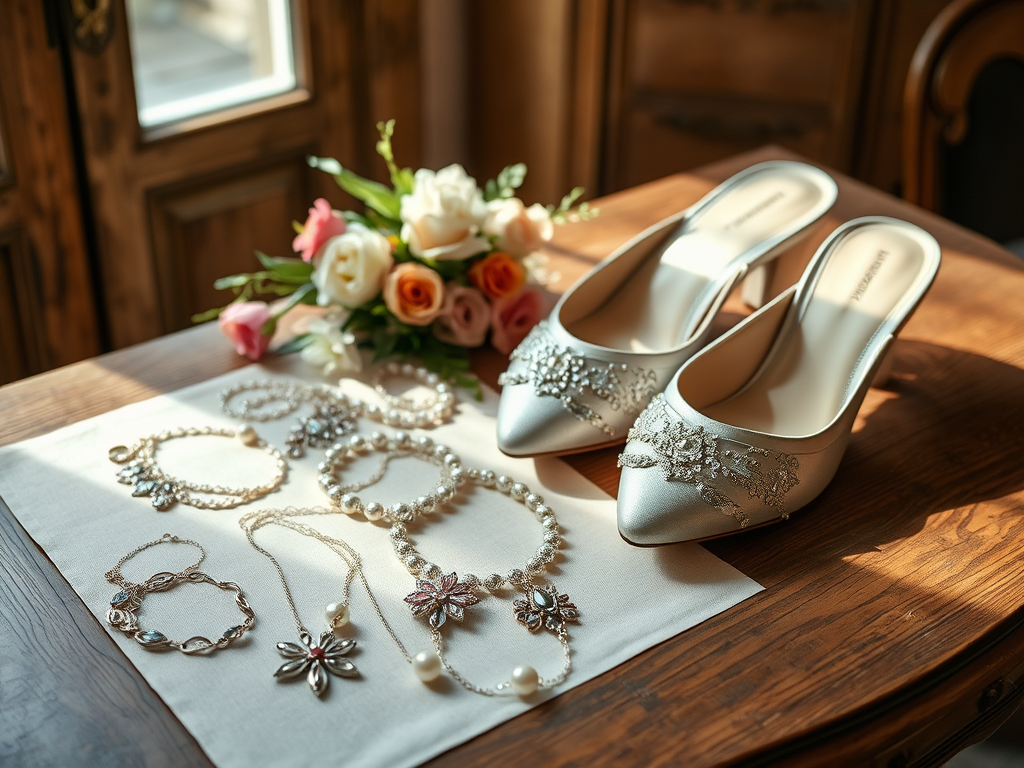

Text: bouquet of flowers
xmin=199 ymin=121 xmax=594 ymax=395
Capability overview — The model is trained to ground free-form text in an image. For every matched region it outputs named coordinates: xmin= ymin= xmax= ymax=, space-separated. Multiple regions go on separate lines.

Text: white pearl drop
xmin=237 ymin=424 xmax=258 ymax=446
xmin=325 ymin=602 xmax=350 ymax=627
xmin=510 ymin=665 xmax=539 ymax=695
xmin=412 ymin=651 xmax=442 ymax=682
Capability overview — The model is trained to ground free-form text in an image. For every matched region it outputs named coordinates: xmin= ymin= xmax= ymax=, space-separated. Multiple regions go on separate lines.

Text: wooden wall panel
xmin=149 ymin=157 xmax=312 ymax=331
xmin=0 ymin=236 xmax=37 ymax=385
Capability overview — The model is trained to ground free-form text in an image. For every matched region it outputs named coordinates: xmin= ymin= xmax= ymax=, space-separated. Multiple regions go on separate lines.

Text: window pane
xmin=126 ymin=0 xmax=297 ymax=129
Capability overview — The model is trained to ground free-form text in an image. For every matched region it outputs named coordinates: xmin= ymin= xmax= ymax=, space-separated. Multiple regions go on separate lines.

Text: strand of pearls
xmin=221 ymin=362 xmax=456 ymax=432
xmin=316 ymin=430 xmax=462 ymax=524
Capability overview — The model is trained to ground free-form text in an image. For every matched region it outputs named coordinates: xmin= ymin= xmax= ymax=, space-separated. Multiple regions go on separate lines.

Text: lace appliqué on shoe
xmin=497 ymin=321 xmax=658 ymax=437
xmin=617 ymin=394 xmax=800 ymax=527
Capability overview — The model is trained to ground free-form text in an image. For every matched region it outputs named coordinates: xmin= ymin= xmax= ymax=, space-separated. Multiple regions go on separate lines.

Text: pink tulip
xmin=293 ymin=198 xmax=346 ymax=262
xmin=219 ymin=301 xmax=273 ymax=361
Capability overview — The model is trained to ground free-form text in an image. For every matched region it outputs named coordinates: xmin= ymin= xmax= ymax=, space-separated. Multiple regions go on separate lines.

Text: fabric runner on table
xmin=0 ymin=358 xmax=761 ymax=768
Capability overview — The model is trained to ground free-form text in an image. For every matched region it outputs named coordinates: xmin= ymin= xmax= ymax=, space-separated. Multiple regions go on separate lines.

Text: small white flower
xmin=312 ymin=224 xmax=393 ymax=308
xmin=400 ymin=165 xmax=490 ymax=261
xmin=484 ymin=198 xmax=553 ymax=257
xmin=300 ymin=318 xmax=362 ymax=376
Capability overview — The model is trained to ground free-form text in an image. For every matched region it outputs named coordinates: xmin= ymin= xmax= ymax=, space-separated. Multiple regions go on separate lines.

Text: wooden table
xmin=3 ymin=147 xmax=1024 ymax=767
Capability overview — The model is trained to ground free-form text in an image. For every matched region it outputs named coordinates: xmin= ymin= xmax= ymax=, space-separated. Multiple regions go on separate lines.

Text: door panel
xmin=0 ymin=0 xmax=101 ymax=384
xmin=65 ymin=0 xmax=418 ymax=348
xmin=148 ymin=153 xmax=312 ymax=330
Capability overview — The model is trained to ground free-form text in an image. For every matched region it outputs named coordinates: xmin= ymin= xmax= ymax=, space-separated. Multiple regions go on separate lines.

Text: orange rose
xmin=383 ymin=262 xmax=446 ymax=326
xmin=468 ymin=252 xmax=526 ymax=300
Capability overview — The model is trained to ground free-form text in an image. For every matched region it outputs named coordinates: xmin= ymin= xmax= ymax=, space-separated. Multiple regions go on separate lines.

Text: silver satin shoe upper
xmin=617 ymin=216 xmax=943 ymax=545
xmin=496 ymin=160 xmax=839 ymax=457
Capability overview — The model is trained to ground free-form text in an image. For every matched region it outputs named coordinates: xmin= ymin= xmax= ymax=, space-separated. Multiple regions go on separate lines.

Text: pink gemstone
xmin=310 ymin=646 xmax=325 ymax=660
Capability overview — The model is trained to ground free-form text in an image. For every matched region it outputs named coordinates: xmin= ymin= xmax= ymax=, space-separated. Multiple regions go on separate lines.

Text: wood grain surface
xmin=2 ymin=147 xmax=1023 ymax=767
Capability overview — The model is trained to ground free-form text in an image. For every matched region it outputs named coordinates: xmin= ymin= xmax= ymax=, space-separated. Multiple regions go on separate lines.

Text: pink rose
xmin=433 ymin=285 xmax=490 ymax=347
xmin=383 ymin=263 xmax=446 ymax=326
xmin=490 ymin=288 xmax=553 ymax=355
xmin=293 ymin=198 xmax=346 ymax=262
xmin=219 ymin=301 xmax=273 ymax=361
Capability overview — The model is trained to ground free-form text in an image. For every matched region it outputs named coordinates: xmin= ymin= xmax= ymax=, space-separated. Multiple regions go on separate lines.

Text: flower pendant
xmin=514 ymin=584 xmax=579 ymax=634
xmin=274 ymin=629 xmax=358 ymax=697
xmin=404 ymin=572 xmax=481 ymax=630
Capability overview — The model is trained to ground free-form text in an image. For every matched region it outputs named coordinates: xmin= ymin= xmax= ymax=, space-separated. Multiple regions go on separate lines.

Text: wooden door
xmin=63 ymin=0 xmax=421 ymax=349
xmin=0 ymin=0 xmax=102 ymax=384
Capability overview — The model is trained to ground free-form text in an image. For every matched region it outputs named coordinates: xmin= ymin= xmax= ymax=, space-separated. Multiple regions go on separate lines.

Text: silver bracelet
xmin=105 ymin=534 xmax=255 ymax=655
xmin=109 ymin=425 xmax=287 ymax=511
xmin=220 ymin=362 xmax=456 ymax=458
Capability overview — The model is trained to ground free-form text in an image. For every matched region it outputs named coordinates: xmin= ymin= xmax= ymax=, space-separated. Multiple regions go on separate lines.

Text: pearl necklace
xmin=109 ymin=425 xmax=287 ymax=510
xmin=318 ymin=431 xmax=580 ymax=696
xmin=220 ymin=362 xmax=456 ymax=458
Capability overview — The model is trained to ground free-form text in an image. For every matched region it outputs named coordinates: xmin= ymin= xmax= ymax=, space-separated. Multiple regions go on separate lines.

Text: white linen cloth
xmin=0 ymin=359 xmax=761 ymax=768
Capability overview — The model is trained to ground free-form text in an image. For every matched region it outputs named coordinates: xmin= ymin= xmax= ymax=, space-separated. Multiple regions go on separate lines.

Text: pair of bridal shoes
xmin=616 ymin=216 xmax=941 ymax=544
xmin=496 ymin=160 xmax=839 ymax=458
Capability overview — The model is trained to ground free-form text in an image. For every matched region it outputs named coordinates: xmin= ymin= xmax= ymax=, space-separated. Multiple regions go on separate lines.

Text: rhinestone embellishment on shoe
xmin=618 ymin=394 xmax=800 ymax=527
xmin=498 ymin=321 xmax=658 ymax=437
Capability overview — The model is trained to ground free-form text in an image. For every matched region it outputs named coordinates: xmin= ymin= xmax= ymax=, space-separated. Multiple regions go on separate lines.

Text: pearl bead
xmin=370 ymin=431 xmax=388 ymax=448
xmin=326 ymin=602 xmax=350 ymax=627
xmin=412 ymin=650 xmax=442 ymax=681
xmin=340 ymin=494 xmax=362 ymax=515
xmin=364 ymin=502 xmax=385 ymax=521
xmin=237 ymin=425 xmax=258 ymax=446
xmin=511 ymin=665 xmax=539 ymax=695
xmin=510 ymin=483 xmax=528 ymax=500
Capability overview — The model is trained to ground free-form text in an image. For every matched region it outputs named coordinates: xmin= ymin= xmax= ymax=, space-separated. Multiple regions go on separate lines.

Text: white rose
xmin=400 ymin=164 xmax=490 ymax=261
xmin=312 ymin=224 xmax=393 ymax=308
xmin=299 ymin=317 xmax=362 ymax=376
xmin=484 ymin=198 xmax=554 ymax=256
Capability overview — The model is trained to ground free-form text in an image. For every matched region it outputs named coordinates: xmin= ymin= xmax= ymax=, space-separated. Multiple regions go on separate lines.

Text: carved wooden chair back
xmin=903 ymin=0 xmax=1024 ymax=245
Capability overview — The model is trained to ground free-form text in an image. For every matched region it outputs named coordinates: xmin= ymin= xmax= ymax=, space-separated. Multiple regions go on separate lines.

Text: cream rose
xmin=484 ymin=198 xmax=553 ymax=257
xmin=312 ymin=224 xmax=393 ymax=308
xmin=400 ymin=164 xmax=490 ymax=261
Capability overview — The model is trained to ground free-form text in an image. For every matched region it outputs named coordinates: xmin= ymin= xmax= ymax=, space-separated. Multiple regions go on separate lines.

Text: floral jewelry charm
xmin=109 ymin=426 xmax=287 ymax=511
xmin=404 ymin=573 xmax=481 ymax=629
xmin=286 ymin=400 xmax=357 ymax=458
xmin=514 ymin=584 xmax=579 ymax=634
xmin=275 ymin=630 xmax=358 ymax=698
xmin=389 ymin=469 xmax=579 ymax=697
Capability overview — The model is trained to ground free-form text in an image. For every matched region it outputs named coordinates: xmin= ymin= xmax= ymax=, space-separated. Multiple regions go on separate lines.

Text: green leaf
xmin=273 ymin=283 xmax=317 ymax=316
xmin=496 ymin=163 xmax=527 ymax=195
xmin=255 ymin=251 xmax=314 ymax=284
xmin=309 ymin=155 xmax=401 ymax=221
xmin=484 ymin=179 xmax=499 ymax=202
xmin=275 ymin=332 xmax=314 ymax=355
xmin=191 ymin=305 xmax=225 ymax=323
xmin=213 ymin=274 xmax=253 ymax=290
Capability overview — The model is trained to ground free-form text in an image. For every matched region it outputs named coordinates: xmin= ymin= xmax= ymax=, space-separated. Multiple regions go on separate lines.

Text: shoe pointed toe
xmin=496 ymin=386 xmax=616 ymax=457
xmin=617 ymin=464 xmax=743 ymax=545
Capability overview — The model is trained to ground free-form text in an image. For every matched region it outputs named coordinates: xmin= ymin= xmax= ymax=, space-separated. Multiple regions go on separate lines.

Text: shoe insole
xmin=701 ymin=223 xmax=930 ymax=437
xmin=568 ymin=167 xmax=832 ymax=353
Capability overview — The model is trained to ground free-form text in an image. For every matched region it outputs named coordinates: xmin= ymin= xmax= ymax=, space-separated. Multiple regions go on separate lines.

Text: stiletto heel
xmin=496 ymin=161 xmax=839 ymax=458
xmin=740 ymin=262 xmax=775 ymax=309
xmin=617 ymin=216 xmax=941 ymax=545
xmin=871 ymin=350 xmax=895 ymax=388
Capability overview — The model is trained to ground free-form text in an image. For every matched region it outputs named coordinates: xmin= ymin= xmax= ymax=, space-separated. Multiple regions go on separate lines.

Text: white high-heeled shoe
xmin=616 ymin=216 xmax=942 ymax=545
xmin=496 ymin=161 xmax=838 ymax=457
